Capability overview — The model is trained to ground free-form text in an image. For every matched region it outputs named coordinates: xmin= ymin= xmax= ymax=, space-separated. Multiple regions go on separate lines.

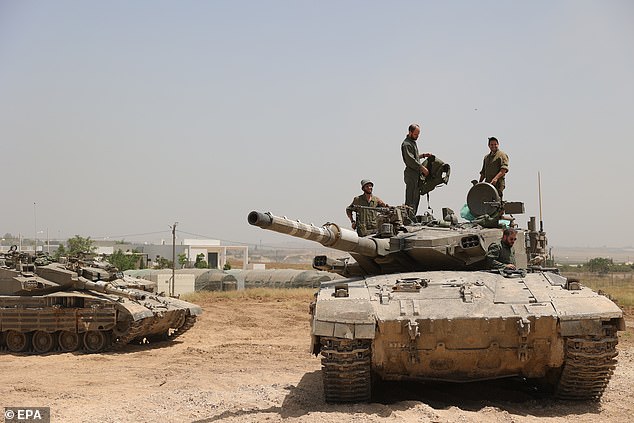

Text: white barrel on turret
xmin=247 ymin=211 xmax=389 ymax=257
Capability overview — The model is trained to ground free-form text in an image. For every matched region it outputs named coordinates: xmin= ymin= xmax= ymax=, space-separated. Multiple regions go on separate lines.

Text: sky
xmin=1 ymin=1 xmax=633 ymax=250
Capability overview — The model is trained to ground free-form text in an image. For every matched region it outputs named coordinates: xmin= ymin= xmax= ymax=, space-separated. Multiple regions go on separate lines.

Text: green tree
xmin=194 ymin=253 xmax=208 ymax=269
xmin=53 ymin=244 xmax=67 ymax=261
xmin=66 ymin=235 xmax=96 ymax=256
xmin=587 ymin=257 xmax=612 ymax=275
xmin=223 ymin=262 xmax=232 ymax=270
xmin=177 ymin=253 xmax=188 ymax=268
xmin=107 ymin=249 xmax=139 ymax=271
xmin=154 ymin=256 xmax=173 ymax=269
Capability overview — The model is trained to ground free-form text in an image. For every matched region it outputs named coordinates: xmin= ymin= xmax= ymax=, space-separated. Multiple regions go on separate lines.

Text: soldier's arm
xmin=501 ymin=151 xmax=509 ymax=171
xmin=346 ymin=199 xmax=355 ymax=223
xmin=485 ymin=243 xmax=506 ymax=270
xmin=491 ymin=168 xmax=508 ymax=185
xmin=346 ymin=208 xmax=354 ymax=223
xmin=492 ymin=153 xmax=509 ymax=183
xmin=401 ymin=143 xmax=421 ymax=170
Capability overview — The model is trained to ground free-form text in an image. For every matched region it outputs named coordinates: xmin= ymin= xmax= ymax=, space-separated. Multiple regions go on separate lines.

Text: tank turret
xmin=248 ymin=194 xmax=516 ymax=277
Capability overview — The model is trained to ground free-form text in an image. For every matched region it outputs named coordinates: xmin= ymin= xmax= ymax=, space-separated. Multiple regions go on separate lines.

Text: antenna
xmin=538 ymin=172 xmax=544 ymax=232
xmin=169 ymin=221 xmax=178 ymax=297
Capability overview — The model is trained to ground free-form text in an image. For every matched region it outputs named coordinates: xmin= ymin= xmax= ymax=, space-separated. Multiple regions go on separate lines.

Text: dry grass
xmin=563 ymin=273 xmax=634 ymax=308
xmin=182 ymin=287 xmax=316 ymax=305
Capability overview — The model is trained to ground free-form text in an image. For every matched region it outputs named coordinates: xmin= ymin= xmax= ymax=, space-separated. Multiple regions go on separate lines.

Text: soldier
xmin=479 ymin=137 xmax=509 ymax=198
xmin=486 ymin=228 xmax=517 ymax=270
xmin=401 ymin=123 xmax=433 ymax=217
xmin=346 ymin=179 xmax=387 ymax=237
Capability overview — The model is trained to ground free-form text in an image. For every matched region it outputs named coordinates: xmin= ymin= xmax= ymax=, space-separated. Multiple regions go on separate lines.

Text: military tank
xmin=248 ymin=183 xmax=625 ymax=402
xmin=0 ymin=248 xmax=202 ymax=354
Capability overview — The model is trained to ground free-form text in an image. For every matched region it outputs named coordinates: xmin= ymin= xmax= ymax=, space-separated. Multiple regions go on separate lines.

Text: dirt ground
xmin=2 ymin=292 xmax=633 ymax=423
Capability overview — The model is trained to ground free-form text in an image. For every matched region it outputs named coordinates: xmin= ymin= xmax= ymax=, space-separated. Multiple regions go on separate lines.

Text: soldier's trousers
xmin=404 ymin=170 xmax=420 ymax=217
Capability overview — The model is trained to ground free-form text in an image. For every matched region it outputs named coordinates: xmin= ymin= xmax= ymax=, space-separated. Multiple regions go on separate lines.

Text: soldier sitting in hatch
xmin=486 ymin=228 xmax=517 ymax=270
xmin=346 ymin=179 xmax=387 ymax=237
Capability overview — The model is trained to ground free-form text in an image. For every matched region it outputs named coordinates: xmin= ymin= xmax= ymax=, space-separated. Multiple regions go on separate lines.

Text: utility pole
xmin=34 ymin=202 xmax=37 ymax=254
xmin=170 ymin=222 xmax=178 ymax=297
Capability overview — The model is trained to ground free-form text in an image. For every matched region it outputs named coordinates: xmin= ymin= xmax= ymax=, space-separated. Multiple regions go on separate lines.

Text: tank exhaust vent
xmin=460 ymin=235 xmax=480 ymax=249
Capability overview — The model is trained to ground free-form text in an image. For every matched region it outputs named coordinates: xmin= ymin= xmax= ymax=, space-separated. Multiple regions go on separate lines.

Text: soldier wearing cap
xmin=479 ymin=137 xmax=509 ymax=198
xmin=346 ymin=179 xmax=387 ymax=237
xmin=486 ymin=228 xmax=517 ymax=270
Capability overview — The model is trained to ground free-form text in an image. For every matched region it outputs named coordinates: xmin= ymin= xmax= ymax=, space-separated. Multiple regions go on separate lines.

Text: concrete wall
xmin=148 ymin=273 xmax=195 ymax=296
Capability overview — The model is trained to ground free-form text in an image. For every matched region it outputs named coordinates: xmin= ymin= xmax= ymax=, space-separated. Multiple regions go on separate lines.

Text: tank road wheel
xmin=320 ymin=337 xmax=372 ymax=403
xmin=32 ymin=331 xmax=55 ymax=354
xmin=83 ymin=331 xmax=109 ymax=353
xmin=555 ymin=323 xmax=619 ymax=401
xmin=6 ymin=330 xmax=31 ymax=353
xmin=58 ymin=331 xmax=80 ymax=352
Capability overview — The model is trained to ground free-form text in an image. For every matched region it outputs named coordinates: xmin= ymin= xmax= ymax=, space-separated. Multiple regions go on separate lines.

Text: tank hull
xmin=311 ymin=270 xmax=624 ymax=402
xmin=0 ymin=264 xmax=202 ymax=354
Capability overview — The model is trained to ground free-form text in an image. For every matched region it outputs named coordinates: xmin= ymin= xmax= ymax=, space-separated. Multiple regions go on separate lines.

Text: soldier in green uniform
xmin=479 ymin=137 xmax=509 ymax=198
xmin=401 ymin=123 xmax=433 ymax=218
xmin=486 ymin=228 xmax=517 ymax=270
xmin=346 ymin=179 xmax=387 ymax=237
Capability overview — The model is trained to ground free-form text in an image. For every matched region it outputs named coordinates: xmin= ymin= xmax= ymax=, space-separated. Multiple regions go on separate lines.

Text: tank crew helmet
xmin=360 ymin=179 xmax=374 ymax=188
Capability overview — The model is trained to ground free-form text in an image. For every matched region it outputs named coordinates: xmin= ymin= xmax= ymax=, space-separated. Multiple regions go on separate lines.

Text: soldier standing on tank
xmin=346 ymin=179 xmax=387 ymax=237
xmin=486 ymin=228 xmax=517 ymax=270
xmin=401 ymin=123 xmax=433 ymax=218
xmin=478 ymin=137 xmax=509 ymax=199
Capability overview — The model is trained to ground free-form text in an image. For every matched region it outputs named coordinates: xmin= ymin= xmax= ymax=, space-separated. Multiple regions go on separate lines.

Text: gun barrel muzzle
xmin=247 ymin=211 xmax=273 ymax=228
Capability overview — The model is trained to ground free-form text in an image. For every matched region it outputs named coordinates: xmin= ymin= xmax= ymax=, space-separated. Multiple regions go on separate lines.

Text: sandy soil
xmin=2 ymin=293 xmax=633 ymax=423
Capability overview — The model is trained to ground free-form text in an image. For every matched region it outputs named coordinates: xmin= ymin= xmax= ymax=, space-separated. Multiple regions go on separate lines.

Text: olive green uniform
xmin=401 ymin=136 xmax=421 ymax=215
xmin=480 ymin=149 xmax=509 ymax=197
xmin=486 ymin=241 xmax=516 ymax=270
xmin=346 ymin=194 xmax=385 ymax=237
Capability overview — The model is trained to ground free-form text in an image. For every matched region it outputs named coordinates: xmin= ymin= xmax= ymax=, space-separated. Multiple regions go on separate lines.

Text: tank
xmin=0 ymin=249 xmax=202 ymax=354
xmin=248 ymin=183 xmax=625 ymax=402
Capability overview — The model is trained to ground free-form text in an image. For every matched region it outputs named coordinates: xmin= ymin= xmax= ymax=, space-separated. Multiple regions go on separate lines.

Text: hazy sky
xmin=1 ymin=1 xmax=633 ymax=249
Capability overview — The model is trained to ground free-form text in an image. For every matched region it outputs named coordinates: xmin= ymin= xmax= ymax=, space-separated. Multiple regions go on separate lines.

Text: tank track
xmin=555 ymin=323 xmax=619 ymax=400
xmin=168 ymin=315 xmax=197 ymax=340
xmin=119 ymin=313 xmax=197 ymax=346
xmin=110 ymin=319 xmax=147 ymax=351
xmin=320 ymin=337 xmax=372 ymax=403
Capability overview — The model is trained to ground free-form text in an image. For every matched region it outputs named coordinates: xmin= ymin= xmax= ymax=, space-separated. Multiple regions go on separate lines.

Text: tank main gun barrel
xmin=76 ymin=278 xmax=147 ymax=300
xmin=248 ymin=211 xmax=388 ymax=257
